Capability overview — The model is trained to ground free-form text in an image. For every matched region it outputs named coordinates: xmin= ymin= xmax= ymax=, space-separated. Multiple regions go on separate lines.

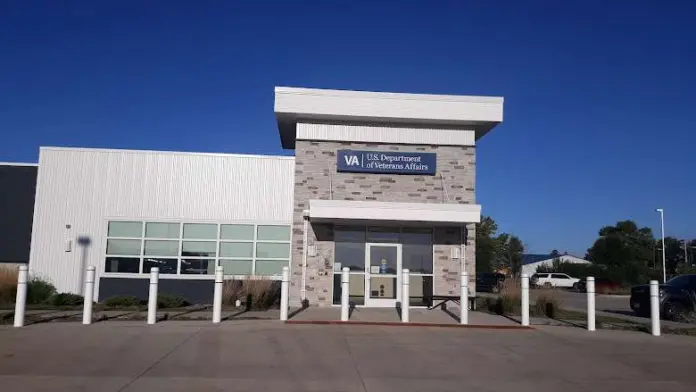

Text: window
xmin=332 ymin=226 xmax=435 ymax=305
xmin=104 ymin=221 xmax=291 ymax=277
xmin=145 ymin=222 xmax=180 ymax=238
xmin=552 ymin=274 xmax=570 ymax=279
xmin=257 ymin=225 xmax=290 ymax=241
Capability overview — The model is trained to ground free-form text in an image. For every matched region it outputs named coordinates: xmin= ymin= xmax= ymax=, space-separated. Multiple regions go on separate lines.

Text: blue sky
xmin=1 ymin=1 xmax=694 ymax=255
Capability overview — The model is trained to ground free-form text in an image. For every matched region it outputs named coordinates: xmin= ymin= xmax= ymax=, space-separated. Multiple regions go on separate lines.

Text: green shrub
xmin=534 ymin=293 xmax=562 ymax=318
xmin=26 ymin=278 xmax=56 ymax=304
xmin=157 ymin=293 xmax=190 ymax=309
xmin=103 ymin=295 xmax=142 ymax=308
xmin=48 ymin=293 xmax=85 ymax=307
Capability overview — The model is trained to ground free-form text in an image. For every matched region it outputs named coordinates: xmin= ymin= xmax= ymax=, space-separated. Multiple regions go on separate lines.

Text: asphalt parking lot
xmin=2 ymin=320 xmax=695 ymax=391
xmin=531 ymin=289 xmax=631 ymax=313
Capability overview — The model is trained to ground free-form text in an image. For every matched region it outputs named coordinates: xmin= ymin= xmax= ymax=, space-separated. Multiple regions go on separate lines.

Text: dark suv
xmin=476 ymin=272 xmax=506 ymax=293
xmin=630 ymin=274 xmax=696 ymax=320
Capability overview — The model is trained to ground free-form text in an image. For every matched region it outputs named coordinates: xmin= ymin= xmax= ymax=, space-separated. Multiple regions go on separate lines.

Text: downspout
xmin=460 ymin=225 xmax=465 ymax=273
xmin=301 ymin=210 xmax=309 ymax=302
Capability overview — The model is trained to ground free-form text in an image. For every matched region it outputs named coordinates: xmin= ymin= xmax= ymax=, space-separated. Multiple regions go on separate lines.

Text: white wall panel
xmin=29 ymin=147 xmax=295 ymax=298
xmin=297 ymin=122 xmax=475 ymax=146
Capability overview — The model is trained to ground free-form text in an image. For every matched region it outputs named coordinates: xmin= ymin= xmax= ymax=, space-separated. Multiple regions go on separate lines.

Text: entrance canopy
xmin=308 ymin=199 xmax=481 ymax=225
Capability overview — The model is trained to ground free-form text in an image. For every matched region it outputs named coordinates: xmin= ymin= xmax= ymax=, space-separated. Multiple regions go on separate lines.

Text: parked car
xmin=573 ymin=277 xmax=620 ymax=293
xmin=630 ymin=274 xmax=696 ymax=320
xmin=476 ymin=272 xmax=506 ymax=293
xmin=531 ymin=273 xmax=580 ymax=289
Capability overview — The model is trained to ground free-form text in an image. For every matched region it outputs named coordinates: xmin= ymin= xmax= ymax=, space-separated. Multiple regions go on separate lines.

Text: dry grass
xmin=222 ymin=277 xmax=281 ymax=310
xmin=0 ymin=265 xmax=20 ymax=305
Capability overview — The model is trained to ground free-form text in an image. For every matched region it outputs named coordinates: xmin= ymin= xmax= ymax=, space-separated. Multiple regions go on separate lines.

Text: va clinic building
xmin=27 ymin=87 xmax=504 ymax=307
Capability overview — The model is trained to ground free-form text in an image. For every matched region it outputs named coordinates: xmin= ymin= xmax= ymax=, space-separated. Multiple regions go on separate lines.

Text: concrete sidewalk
xmin=1 ymin=321 xmax=695 ymax=391
xmin=288 ymin=307 xmax=520 ymax=327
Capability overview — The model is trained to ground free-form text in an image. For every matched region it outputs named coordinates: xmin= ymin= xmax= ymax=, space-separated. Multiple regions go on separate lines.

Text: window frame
xmin=103 ymin=220 xmax=291 ymax=279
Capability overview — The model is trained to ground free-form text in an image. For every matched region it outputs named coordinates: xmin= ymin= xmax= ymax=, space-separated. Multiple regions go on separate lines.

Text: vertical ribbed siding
xmin=297 ymin=122 xmax=476 ymax=146
xmin=29 ymin=148 xmax=295 ymax=296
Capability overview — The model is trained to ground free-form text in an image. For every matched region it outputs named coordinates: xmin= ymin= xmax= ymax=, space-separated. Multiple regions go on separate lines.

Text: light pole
xmin=655 ymin=208 xmax=666 ymax=283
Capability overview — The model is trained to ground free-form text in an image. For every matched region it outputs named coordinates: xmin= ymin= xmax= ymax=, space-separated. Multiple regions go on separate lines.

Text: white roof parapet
xmin=275 ymin=86 xmax=504 ymax=149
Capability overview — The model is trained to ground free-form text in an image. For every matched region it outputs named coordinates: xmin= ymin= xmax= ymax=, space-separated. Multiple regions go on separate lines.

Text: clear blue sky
xmin=1 ymin=1 xmax=694 ymax=255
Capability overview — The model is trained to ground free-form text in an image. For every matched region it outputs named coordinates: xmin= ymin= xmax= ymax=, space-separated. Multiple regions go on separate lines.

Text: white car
xmin=531 ymin=273 xmax=579 ymax=288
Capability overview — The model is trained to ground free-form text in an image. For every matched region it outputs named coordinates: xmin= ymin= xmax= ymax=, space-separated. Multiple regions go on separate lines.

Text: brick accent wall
xmin=291 ymin=140 xmax=476 ymax=307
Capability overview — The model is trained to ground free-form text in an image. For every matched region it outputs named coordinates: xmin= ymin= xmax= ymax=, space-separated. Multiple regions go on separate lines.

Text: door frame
xmin=364 ymin=242 xmax=402 ymax=307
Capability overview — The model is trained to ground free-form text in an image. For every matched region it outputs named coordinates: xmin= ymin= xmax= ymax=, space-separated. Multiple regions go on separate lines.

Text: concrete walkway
xmin=288 ymin=307 xmax=520 ymax=327
xmin=1 ymin=321 xmax=695 ymax=391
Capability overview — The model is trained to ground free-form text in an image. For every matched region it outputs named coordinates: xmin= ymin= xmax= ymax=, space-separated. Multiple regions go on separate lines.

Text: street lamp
xmin=655 ymin=208 xmax=666 ymax=283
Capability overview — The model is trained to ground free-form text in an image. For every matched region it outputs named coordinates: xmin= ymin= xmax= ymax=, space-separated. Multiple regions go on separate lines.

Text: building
xmin=0 ymin=162 xmax=37 ymax=265
xmin=25 ymin=86 xmax=504 ymax=307
xmin=521 ymin=253 xmax=591 ymax=277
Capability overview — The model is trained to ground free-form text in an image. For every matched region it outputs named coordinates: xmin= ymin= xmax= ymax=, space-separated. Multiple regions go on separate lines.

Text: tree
xmin=475 ymin=216 xmax=498 ymax=273
xmin=495 ymin=233 xmax=525 ymax=275
xmin=475 ymin=216 xmax=525 ymax=275
xmin=585 ymin=220 xmax=656 ymax=284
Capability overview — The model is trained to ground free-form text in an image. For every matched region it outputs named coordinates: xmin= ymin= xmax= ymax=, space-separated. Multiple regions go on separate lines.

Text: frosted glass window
xmin=256 ymin=243 xmax=290 ymax=258
xmin=219 ymin=242 xmax=253 ymax=258
xmin=183 ymin=223 xmax=217 ymax=239
xmin=144 ymin=240 xmax=179 ymax=256
xmin=220 ymin=259 xmax=253 ymax=275
xmin=107 ymin=222 xmax=142 ymax=238
xmin=257 ymin=225 xmax=290 ymax=241
xmin=106 ymin=239 xmax=141 ymax=255
xmin=255 ymin=259 xmax=288 ymax=275
xmin=220 ymin=224 xmax=254 ymax=240
xmin=181 ymin=241 xmax=216 ymax=257
xmin=145 ymin=222 xmax=180 ymax=238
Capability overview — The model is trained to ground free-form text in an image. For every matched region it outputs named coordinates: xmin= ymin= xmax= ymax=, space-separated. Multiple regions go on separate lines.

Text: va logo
xmin=343 ymin=155 xmax=360 ymax=166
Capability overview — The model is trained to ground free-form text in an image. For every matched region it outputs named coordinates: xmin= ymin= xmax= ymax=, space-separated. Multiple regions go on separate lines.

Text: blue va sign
xmin=336 ymin=150 xmax=437 ymax=175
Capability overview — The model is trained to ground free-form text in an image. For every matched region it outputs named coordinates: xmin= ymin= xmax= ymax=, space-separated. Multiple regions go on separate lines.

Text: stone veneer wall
xmin=291 ymin=139 xmax=477 ymax=307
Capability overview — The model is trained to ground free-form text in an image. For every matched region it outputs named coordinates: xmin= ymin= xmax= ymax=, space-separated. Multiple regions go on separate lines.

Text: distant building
xmin=521 ymin=253 xmax=590 ymax=276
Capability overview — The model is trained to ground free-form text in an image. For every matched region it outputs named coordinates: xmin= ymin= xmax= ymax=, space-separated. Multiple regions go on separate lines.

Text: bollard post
xmin=460 ymin=271 xmax=469 ymax=325
xmin=402 ymin=269 xmax=410 ymax=323
xmin=147 ymin=267 xmax=159 ymax=325
xmin=521 ymin=274 xmax=530 ymax=326
xmin=280 ymin=266 xmax=289 ymax=321
xmin=340 ymin=267 xmax=350 ymax=321
xmin=82 ymin=266 xmax=96 ymax=325
xmin=650 ymin=280 xmax=660 ymax=336
xmin=213 ymin=265 xmax=224 ymax=324
xmin=586 ymin=276 xmax=595 ymax=331
xmin=13 ymin=265 xmax=28 ymax=328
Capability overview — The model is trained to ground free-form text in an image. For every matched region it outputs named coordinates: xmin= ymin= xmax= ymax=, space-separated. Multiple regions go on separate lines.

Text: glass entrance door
xmin=365 ymin=243 xmax=402 ymax=307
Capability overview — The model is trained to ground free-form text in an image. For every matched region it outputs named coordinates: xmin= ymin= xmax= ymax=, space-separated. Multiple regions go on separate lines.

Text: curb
xmin=285 ymin=320 xmax=534 ymax=330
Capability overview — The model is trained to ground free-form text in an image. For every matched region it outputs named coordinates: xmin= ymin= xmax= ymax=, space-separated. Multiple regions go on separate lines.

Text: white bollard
xmin=147 ymin=267 xmax=159 ymax=325
xmin=213 ymin=265 xmax=224 ymax=324
xmin=586 ymin=276 xmax=595 ymax=332
xmin=460 ymin=271 xmax=469 ymax=325
xmin=650 ymin=280 xmax=660 ymax=336
xmin=13 ymin=265 xmax=28 ymax=328
xmin=402 ymin=269 xmax=410 ymax=323
xmin=521 ymin=274 xmax=530 ymax=326
xmin=82 ymin=266 xmax=96 ymax=325
xmin=340 ymin=267 xmax=350 ymax=321
xmin=280 ymin=266 xmax=289 ymax=321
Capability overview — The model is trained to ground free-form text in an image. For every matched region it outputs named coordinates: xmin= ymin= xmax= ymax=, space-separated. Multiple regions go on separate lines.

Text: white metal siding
xmin=29 ymin=147 xmax=295 ymax=298
xmin=297 ymin=123 xmax=475 ymax=146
